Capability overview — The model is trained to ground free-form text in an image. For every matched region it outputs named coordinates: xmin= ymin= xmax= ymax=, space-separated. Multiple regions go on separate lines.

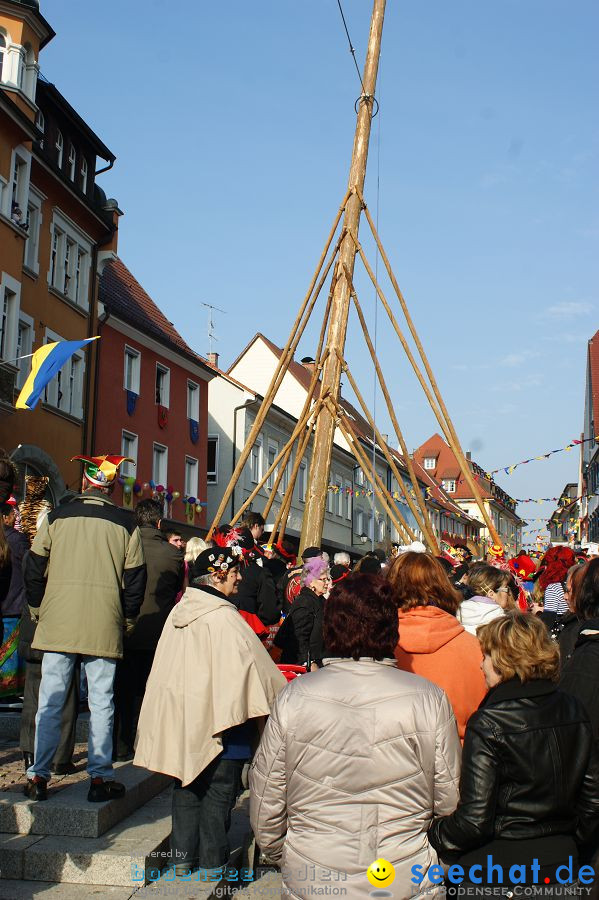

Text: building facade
xmin=582 ymin=329 xmax=599 ymax=542
xmin=414 ymin=433 xmax=523 ymax=555
xmin=0 ymin=0 xmax=119 ymax=503
xmin=94 ymin=259 xmax=214 ymax=528
xmin=547 ymin=483 xmax=580 ymax=546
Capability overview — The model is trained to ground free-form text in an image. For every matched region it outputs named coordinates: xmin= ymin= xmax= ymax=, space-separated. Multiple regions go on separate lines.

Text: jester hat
xmin=71 ymin=454 xmax=134 ymax=487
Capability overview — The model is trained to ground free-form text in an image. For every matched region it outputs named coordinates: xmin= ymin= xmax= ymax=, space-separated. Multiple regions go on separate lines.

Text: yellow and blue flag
xmin=15 ymin=337 xmax=99 ymax=411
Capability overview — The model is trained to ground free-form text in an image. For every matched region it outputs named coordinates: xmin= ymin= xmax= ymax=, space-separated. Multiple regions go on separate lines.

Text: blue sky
xmin=41 ymin=1 xmax=598 ymax=539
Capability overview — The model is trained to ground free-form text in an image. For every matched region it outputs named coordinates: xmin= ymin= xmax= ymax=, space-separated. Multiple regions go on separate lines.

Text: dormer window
xmin=424 ymin=457 xmax=437 ymax=470
xmin=67 ymin=145 xmax=76 ymax=181
xmin=442 ymin=479 xmax=456 ymax=494
xmin=55 ymin=130 xmax=63 ymax=168
xmin=80 ymin=157 xmax=88 ymax=193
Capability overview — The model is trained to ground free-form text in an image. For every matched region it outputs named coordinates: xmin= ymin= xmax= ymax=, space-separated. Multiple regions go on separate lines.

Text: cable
xmin=370 ymin=66 xmax=382 ymax=551
xmin=335 ymin=0 xmax=366 ymax=94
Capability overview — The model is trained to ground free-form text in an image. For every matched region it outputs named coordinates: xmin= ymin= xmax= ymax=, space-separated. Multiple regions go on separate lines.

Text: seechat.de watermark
xmin=411 ymin=857 xmax=596 ymax=891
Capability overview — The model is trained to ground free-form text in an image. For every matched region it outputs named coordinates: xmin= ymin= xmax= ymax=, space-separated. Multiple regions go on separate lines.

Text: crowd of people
xmin=1 ymin=448 xmax=599 ymax=897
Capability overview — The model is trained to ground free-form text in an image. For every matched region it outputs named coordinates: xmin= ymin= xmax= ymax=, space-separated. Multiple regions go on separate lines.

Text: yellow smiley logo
xmin=367 ymin=858 xmax=395 ymax=888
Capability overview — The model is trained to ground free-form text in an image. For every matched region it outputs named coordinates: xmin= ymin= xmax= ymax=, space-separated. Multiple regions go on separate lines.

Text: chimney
xmin=380 ymin=433 xmax=389 ymax=445
xmin=207 ymin=352 xmax=219 ymax=368
xmin=300 ymin=356 xmax=316 ymax=372
xmin=466 ymin=451 xmax=471 ymax=461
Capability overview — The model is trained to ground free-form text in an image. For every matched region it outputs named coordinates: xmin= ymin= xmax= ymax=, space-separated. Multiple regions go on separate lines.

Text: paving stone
xmin=18 ymin=787 xmax=172 ymax=885
xmin=0 ymin=880 xmax=136 ymax=899
xmin=0 ymin=762 xmax=171 ymax=837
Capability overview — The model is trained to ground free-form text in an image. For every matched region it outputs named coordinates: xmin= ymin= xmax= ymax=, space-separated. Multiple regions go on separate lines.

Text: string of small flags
xmin=484 ymin=434 xmax=598 ymax=479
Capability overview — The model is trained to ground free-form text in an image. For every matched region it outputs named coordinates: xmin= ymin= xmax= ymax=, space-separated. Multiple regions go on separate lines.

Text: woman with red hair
xmin=538 ymin=545 xmax=576 ymax=622
xmin=387 ymin=552 xmax=486 ymax=740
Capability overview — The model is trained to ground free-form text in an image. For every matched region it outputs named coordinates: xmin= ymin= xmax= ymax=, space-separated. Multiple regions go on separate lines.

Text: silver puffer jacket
xmin=250 ymin=658 xmax=461 ymax=899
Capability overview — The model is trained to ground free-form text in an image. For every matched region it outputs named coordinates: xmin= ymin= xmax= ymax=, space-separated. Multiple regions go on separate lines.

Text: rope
xmin=369 ymin=67 xmax=382 ymax=551
xmin=335 ymin=0 xmax=366 ymax=94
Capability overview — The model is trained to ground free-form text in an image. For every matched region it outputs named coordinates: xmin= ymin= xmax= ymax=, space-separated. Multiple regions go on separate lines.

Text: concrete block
xmin=0 ymin=833 xmax=44 ymax=880
xmin=0 ymin=763 xmax=171 ymax=837
xmin=20 ymin=787 xmax=173 ymax=885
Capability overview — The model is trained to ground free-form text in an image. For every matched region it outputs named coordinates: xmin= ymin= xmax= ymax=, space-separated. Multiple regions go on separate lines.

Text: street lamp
xmin=353 ymin=532 xmax=368 ymax=546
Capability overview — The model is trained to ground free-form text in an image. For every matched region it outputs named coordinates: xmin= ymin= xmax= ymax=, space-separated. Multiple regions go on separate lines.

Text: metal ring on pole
xmin=355 ymin=94 xmax=379 ymax=117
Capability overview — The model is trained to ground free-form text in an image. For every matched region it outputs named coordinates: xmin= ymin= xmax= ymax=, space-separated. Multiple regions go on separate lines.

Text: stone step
xmin=0 ymin=762 xmax=171 ymax=838
xmin=0 ymin=785 xmax=172 ymax=886
xmin=0 ymin=880 xmax=135 ymax=899
xmin=0 ymin=710 xmax=90 ymax=743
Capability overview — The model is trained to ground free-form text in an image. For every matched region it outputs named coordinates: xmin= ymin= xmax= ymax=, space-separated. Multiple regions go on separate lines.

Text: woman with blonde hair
xmin=387 ymin=552 xmax=486 ymax=740
xmin=179 ymin=537 xmax=208 ymax=595
xmin=429 ymin=611 xmax=599 ymax=892
xmin=457 ymin=563 xmax=514 ymax=635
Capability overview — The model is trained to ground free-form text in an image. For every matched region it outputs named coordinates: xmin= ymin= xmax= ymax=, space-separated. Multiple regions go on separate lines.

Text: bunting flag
xmin=15 ymin=337 xmax=99 ymax=411
xmin=482 ymin=435 xmax=597 ymax=479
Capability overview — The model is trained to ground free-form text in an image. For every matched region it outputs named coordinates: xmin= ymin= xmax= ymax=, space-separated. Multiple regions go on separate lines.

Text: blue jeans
xmin=28 ymin=652 xmax=117 ymax=781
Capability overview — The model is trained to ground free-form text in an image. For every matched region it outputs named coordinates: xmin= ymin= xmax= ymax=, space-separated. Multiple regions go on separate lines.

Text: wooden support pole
xmin=356 ymin=192 xmax=502 ymax=548
xmin=331 ymin=402 xmax=412 ymax=544
xmin=338 ymin=349 xmax=439 ymax=553
xmin=341 ymin=268 xmax=440 ymax=552
xmin=301 ymin=0 xmax=387 ymax=552
xmin=272 ymin=418 xmax=315 ymax=544
xmin=207 ymin=203 xmax=348 ymax=538
xmin=231 ymin=393 xmax=324 ymax=526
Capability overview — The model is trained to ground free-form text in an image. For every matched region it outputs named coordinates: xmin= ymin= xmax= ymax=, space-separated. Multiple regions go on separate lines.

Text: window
xmin=0 ymin=278 xmax=20 ymax=362
xmin=67 ymin=145 xmax=76 ymax=181
xmin=80 ymin=158 xmax=88 ymax=193
xmin=10 ymin=147 xmax=30 ymax=226
xmin=43 ymin=329 xmax=84 ymax=418
xmin=35 ymin=110 xmax=45 ymax=139
xmin=345 ymin=480 xmax=352 ymax=519
xmin=48 ymin=212 xmax=92 ymax=308
xmin=15 ymin=314 xmax=33 ymax=389
xmin=266 ymin=441 xmax=278 ymax=490
xmin=55 ymin=131 xmax=63 ymax=168
xmin=121 ymin=431 xmax=138 ymax=478
xmin=327 ymin=481 xmax=334 ymax=514
xmin=280 ymin=458 xmax=290 ymax=494
xmin=0 ymin=34 xmax=5 ymax=82
xmin=152 ymin=443 xmax=168 ymax=487
xmin=123 ymin=346 xmax=140 ymax=394
xmin=336 ymin=477 xmax=343 ymax=516
xmin=355 ymin=509 xmax=364 ymax=538
xmin=355 ymin=467 xmax=365 ymax=486
xmin=250 ymin=440 xmax=262 ymax=484
xmin=187 ymin=380 xmax=199 ymax=420
xmin=442 ymin=479 xmax=456 ymax=493
xmin=298 ymin=461 xmax=306 ymax=503
xmin=367 ymin=514 xmax=374 ymax=541
xmin=379 ymin=519 xmax=386 ymax=542
xmin=185 ymin=456 xmax=198 ymax=498
xmin=424 ymin=457 xmax=437 ymax=470
xmin=207 ymin=435 xmax=219 ymax=484
xmin=24 ymin=187 xmax=43 ymax=273
xmin=155 ymin=363 xmax=170 ymax=407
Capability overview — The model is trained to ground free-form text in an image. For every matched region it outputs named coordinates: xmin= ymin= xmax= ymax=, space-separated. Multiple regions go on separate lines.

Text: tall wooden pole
xmin=300 ymin=0 xmax=386 ymax=552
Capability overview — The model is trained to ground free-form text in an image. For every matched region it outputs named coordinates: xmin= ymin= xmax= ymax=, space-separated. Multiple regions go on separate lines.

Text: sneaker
xmin=87 ymin=778 xmax=126 ymax=802
xmin=23 ymin=776 xmax=48 ymax=801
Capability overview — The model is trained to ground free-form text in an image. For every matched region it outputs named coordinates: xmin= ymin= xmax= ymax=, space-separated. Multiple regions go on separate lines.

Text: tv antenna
xmin=201 ymin=302 xmax=227 ymax=356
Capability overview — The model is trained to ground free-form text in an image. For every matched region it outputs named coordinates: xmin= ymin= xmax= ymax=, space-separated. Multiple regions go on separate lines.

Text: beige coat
xmin=250 ymin=658 xmax=461 ymax=900
xmin=134 ymin=586 xmax=286 ymax=786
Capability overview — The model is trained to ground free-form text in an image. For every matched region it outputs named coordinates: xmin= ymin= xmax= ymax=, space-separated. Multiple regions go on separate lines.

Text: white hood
xmin=457 ymin=596 xmax=505 ymax=635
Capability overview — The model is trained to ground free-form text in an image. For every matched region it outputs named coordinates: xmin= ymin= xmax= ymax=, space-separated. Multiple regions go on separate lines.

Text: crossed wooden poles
xmin=207 ymin=187 xmax=501 ymax=554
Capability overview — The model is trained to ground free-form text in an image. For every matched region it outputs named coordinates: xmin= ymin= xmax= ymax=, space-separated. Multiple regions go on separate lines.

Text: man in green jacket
xmin=23 ymin=454 xmax=146 ymax=802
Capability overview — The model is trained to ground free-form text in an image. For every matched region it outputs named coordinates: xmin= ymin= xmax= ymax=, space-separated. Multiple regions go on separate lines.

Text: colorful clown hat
xmin=71 ymin=454 xmax=134 ymax=487
xmin=488 ymin=543 xmax=505 ymax=559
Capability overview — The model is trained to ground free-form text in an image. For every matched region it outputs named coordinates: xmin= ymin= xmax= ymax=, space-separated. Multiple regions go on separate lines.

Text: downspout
xmin=90 ymin=304 xmax=110 ymax=453
xmin=94 ymin=159 xmax=115 ymax=177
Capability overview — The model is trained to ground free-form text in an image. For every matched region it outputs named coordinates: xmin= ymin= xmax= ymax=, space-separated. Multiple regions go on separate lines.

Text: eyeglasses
xmin=495 ymin=586 xmax=509 ymax=593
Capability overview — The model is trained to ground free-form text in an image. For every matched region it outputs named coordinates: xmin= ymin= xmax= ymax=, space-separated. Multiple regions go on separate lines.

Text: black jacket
xmin=428 ymin=678 xmax=599 ymax=861
xmin=235 ymin=560 xmax=280 ymax=626
xmin=2 ymin=526 xmax=30 ymax=616
xmin=275 ymin=586 xmax=326 ymax=666
xmin=125 ymin=526 xmax=184 ymax=651
xmin=560 ymin=616 xmax=599 ymax=741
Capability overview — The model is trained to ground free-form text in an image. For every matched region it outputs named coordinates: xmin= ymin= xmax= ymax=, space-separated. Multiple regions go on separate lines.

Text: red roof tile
xmin=100 ymin=258 xmax=212 ymax=373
